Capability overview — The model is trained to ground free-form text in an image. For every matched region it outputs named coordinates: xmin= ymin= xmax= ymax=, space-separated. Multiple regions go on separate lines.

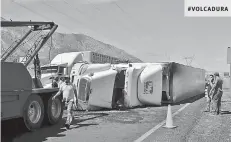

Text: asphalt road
xmin=2 ymin=90 xmax=230 ymax=142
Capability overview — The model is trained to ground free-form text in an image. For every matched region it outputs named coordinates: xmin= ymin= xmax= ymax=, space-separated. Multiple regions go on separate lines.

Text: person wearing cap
xmin=204 ymin=74 xmax=215 ymax=112
xmin=52 ymin=76 xmax=78 ymax=129
xmin=210 ymin=72 xmax=223 ymax=115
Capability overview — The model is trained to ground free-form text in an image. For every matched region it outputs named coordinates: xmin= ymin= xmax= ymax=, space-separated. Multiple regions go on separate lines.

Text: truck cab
xmin=41 ymin=52 xmax=84 ymax=87
xmin=40 ymin=63 xmax=68 ymax=88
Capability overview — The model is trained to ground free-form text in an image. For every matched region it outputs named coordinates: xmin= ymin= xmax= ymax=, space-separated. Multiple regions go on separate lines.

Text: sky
xmin=1 ymin=0 xmax=231 ymax=72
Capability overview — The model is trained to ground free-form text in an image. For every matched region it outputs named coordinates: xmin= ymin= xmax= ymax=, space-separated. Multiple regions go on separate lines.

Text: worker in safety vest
xmin=52 ymin=76 xmax=78 ymax=129
xmin=204 ymin=74 xmax=214 ymax=112
xmin=210 ymin=72 xmax=223 ymax=115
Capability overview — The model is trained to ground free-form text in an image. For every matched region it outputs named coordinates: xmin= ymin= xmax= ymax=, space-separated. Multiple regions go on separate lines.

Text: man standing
xmin=210 ymin=72 xmax=223 ymax=115
xmin=205 ymin=74 xmax=214 ymax=112
xmin=52 ymin=76 xmax=78 ymax=129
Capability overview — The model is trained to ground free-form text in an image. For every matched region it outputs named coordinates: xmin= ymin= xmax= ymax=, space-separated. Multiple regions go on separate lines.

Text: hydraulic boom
xmin=1 ymin=21 xmax=58 ymax=67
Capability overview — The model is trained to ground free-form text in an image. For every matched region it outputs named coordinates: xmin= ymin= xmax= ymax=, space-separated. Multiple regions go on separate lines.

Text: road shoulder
xmin=140 ymin=91 xmax=231 ymax=142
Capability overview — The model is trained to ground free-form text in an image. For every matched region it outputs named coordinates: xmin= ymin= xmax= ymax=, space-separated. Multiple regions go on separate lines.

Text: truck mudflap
xmin=138 ymin=64 xmax=163 ymax=106
xmin=88 ymin=69 xmax=118 ymax=108
xmin=32 ymin=88 xmax=59 ymax=94
xmin=123 ymin=66 xmax=145 ymax=108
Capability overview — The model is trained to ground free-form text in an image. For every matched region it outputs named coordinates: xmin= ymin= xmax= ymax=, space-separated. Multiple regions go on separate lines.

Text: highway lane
xmin=141 ymin=89 xmax=231 ymax=142
xmin=1 ymin=93 xmax=212 ymax=142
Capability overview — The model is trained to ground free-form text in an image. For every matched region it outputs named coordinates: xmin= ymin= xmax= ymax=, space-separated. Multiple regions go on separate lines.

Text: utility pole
xmin=165 ymin=52 xmax=171 ymax=62
xmin=183 ymin=54 xmax=195 ymax=66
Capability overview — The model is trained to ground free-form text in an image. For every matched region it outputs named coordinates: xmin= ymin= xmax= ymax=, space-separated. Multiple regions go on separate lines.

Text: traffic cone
xmin=163 ymin=104 xmax=177 ymax=129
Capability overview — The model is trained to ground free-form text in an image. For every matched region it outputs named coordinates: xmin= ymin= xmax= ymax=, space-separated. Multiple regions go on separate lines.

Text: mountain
xmin=1 ymin=17 xmax=143 ymax=67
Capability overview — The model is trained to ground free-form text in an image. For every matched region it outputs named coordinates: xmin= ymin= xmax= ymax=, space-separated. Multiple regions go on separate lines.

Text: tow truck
xmin=1 ymin=21 xmax=63 ymax=131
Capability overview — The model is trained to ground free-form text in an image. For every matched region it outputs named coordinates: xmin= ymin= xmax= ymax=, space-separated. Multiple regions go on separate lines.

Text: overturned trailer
xmin=126 ymin=62 xmax=205 ymax=107
xmin=75 ymin=62 xmax=205 ymax=110
xmin=122 ymin=62 xmax=205 ymax=108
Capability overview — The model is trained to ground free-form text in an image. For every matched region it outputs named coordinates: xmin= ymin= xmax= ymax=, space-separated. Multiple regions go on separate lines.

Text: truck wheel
xmin=23 ymin=95 xmax=44 ymax=131
xmin=47 ymin=94 xmax=63 ymax=125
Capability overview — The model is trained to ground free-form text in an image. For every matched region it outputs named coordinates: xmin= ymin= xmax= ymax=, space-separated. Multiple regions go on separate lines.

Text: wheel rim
xmin=51 ymin=98 xmax=62 ymax=119
xmin=28 ymin=101 xmax=41 ymax=124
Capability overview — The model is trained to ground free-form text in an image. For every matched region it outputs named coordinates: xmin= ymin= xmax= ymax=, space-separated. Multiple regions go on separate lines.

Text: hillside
xmin=1 ymin=17 xmax=142 ymax=66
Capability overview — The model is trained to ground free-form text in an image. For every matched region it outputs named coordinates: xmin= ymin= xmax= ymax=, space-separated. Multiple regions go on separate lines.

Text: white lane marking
xmin=134 ymin=103 xmax=191 ymax=142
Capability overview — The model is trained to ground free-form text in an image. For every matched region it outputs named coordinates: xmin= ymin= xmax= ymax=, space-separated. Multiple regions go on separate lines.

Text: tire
xmin=47 ymin=94 xmax=63 ymax=125
xmin=23 ymin=95 xmax=44 ymax=131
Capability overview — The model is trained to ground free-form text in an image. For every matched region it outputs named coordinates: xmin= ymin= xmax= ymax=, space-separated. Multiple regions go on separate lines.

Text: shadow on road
xmin=221 ymin=111 xmax=231 ymax=115
xmin=221 ymin=100 xmax=231 ymax=103
xmin=1 ymin=118 xmax=27 ymax=142
xmin=2 ymin=113 xmax=108 ymax=142
xmin=70 ymin=123 xmax=98 ymax=129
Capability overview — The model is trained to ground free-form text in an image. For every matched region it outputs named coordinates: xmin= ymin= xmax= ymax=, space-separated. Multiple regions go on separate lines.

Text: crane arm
xmin=1 ymin=29 xmax=32 ymax=61
xmin=24 ymin=24 xmax=58 ymax=67
xmin=1 ymin=21 xmax=58 ymax=67
xmin=1 ymin=21 xmax=54 ymax=30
